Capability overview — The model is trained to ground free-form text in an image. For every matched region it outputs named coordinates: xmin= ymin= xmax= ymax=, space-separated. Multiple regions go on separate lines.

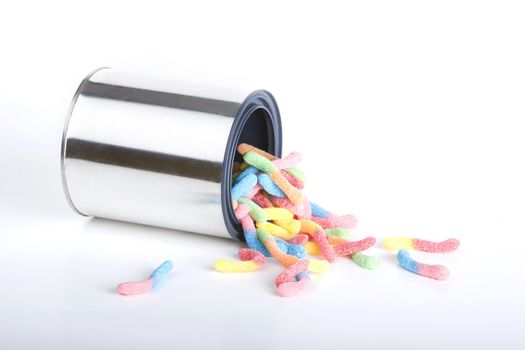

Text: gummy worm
xmin=214 ymin=248 xmax=265 ymax=272
xmin=383 ymin=237 xmax=460 ymax=253
xmin=275 ymin=259 xmax=310 ymax=297
xmin=116 ymin=260 xmax=173 ymax=296
xmin=244 ymin=151 xmax=304 ymax=206
xmin=397 ymin=250 xmax=450 ymax=280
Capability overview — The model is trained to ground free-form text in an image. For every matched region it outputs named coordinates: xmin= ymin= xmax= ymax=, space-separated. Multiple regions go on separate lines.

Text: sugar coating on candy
xmin=117 ymin=260 xmax=173 ymax=296
xmin=333 ymin=237 xmax=376 ymax=256
xmin=276 ymin=269 xmax=311 ymax=297
xmin=269 ymin=171 xmax=305 ymax=206
xmin=241 ymin=216 xmax=289 ymax=257
xmin=237 ymin=143 xmax=277 ymax=160
xmin=257 ymin=229 xmax=299 ymax=267
xmin=383 ymin=237 xmax=415 ymax=250
xmin=310 ymin=202 xmax=331 ymax=218
xmin=274 ymin=260 xmax=311 ymax=297
xmin=281 ymin=170 xmax=304 ymax=189
xmin=312 ymin=229 xmax=337 ymax=263
xmin=214 ymin=259 xmax=261 ymax=272
xmin=289 ymin=233 xmax=309 ymax=245
xmin=258 ymin=173 xmax=286 ymax=197
xmin=312 ymin=214 xmax=358 ymax=229
xmin=275 ymin=259 xmax=309 ymax=286
xmin=412 ymin=238 xmax=460 ymax=253
xmin=234 ymin=204 xmax=250 ymax=220
xmin=271 ymin=196 xmax=306 ymax=217
xmin=252 ymin=192 xmax=274 ymax=208
xmin=232 ymin=200 xmax=238 ymax=210
xmin=304 ymin=241 xmax=320 ymax=255
xmin=150 ymin=260 xmax=174 ymax=288
xmin=273 ymin=152 xmax=303 ymax=169
xmin=325 ymin=228 xmax=351 ymax=239
xmin=245 ymin=184 xmax=261 ymax=200
xmin=308 ymin=259 xmax=330 ymax=274
xmin=235 ymin=166 xmax=259 ymax=183
xmin=256 ymin=221 xmax=295 ymax=240
xmin=263 ymin=208 xmax=294 ymax=221
xmin=214 ymin=248 xmax=265 ymax=273
xmin=351 ymin=252 xmax=380 ymax=270
xmin=244 ymin=151 xmax=278 ymax=173
xmin=244 ymin=151 xmax=305 ymax=206
xmin=238 ymin=248 xmax=265 ymax=265
xmin=283 ymin=167 xmax=305 ymax=182
xmin=237 ymin=198 xmax=268 ymax=222
xmin=117 ymin=279 xmax=154 ymax=296
xmin=231 ymin=173 xmax=258 ymax=200
xmin=276 ymin=238 xmax=307 ymax=259
xmin=397 ymin=250 xmax=450 ymax=281
xmin=274 ymin=219 xmax=301 ymax=235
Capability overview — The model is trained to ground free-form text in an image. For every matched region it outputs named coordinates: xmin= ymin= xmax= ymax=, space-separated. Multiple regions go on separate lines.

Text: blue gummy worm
xmin=310 ymin=202 xmax=331 ymax=218
xmin=231 ymin=173 xmax=258 ymax=200
xmin=275 ymin=238 xmax=307 ymax=259
xmin=150 ymin=260 xmax=174 ymax=288
xmin=397 ymin=250 xmax=419 ymax=274
xmin=235 ymin=166 xmax=259 ymax=183
xmin=257 ymin=173 xmax=286 ymax=197
xmin=244 ymin=230 xmax=302 ymax=258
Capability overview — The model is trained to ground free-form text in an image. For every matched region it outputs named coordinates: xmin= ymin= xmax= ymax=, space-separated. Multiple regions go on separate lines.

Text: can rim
xmin=221 ymin=90 xmax=282 ymax=240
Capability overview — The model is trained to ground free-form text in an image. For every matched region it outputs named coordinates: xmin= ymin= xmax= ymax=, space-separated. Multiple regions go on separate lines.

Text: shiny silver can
xmin=61 ymin=68 xmax=282 ymax=239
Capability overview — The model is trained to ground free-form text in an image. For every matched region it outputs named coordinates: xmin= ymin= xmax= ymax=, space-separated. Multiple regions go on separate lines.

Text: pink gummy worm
xmin=418 ymin=262 xmax=450 ymax=281
xmin=234 ymin=204 xmax=250 ymax=220
xmin=277 ymin=275 xmax=310 ymax=297
xmin=270 ymin=196 xmax=306 ymax=217
xmin=275 ymin=260 xmax=310 ymax=297
xmin=312 ymin=214 xmax=358 ymax=229
xmin=412 ymin=238 xmax=460 ymax=253
xmin=312 ymin=229 xmax=337 ymax=263
xmin=281 ymin=170 xmax=304 ymax=189
xmin=333 ymin=236 xmax=376 ymax=256
xmin=275 ymin=259 xmax=309 ymax=287
xmin=238 ymin=248 xmax=265 ymax=265
xmin=289 ymin=234 xmax=309 ymax=245
xmin=245 ymin=184 xmax=261 ymax=200
xmin=252 ymin=192 xmax=274 ymax=208
xmin=116 ymin=278 xmax=154 ymax=296
xmin=240 ymin=215 xmax=256 ymax=232
xmin=272 ymin=152 xmax=302 ymax=169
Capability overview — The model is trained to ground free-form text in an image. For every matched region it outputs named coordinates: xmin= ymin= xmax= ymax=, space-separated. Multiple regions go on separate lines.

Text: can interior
xmin=222 ymin=90 xmax=282 ymax=240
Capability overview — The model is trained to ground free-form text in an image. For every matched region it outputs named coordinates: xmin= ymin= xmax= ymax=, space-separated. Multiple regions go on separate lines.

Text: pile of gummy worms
xmin=116 ymin=143 xmax=460 ymax=297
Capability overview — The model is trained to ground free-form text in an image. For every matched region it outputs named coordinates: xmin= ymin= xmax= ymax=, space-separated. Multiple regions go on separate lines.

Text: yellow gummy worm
xmin=304 ymin=242 xmax=321 ymax=255
xmin=299 ymin=219 xmax=321 ymax=235
xmin=274 ymin=219 xmax=301 ymax=235
xmin=382 ymin=237 xmax=415 ymax=250
xmin=256 ymin=221 xmax=295 ymax=240
xmin=213 ymin=259 xmax=261 ymax=272
xmin=308 ymin=259 xmax=329 ymax=274
xmin=263 ymin=208 xmax=294 ymax=221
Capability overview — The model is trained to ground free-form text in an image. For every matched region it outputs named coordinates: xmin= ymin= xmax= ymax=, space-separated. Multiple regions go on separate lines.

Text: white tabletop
xmin=1 ymin=1 xmax=524 ymax=349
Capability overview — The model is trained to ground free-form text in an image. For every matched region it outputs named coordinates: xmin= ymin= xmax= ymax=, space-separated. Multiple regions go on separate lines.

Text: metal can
xmin=61 ymin=68 xmax=282 ymax=240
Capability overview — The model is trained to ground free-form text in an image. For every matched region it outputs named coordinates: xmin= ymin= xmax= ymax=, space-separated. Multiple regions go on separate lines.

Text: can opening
xmin=221 ymin=90 xmax=282 ymax=240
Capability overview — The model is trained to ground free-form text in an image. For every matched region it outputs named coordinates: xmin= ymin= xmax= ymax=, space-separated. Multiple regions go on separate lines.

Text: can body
xmin=61 ymin=68 xmax=282 ymax=239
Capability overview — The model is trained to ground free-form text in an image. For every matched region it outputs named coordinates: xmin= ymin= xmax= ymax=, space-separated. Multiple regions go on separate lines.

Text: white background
xmin=1 ymin=1 xmax=524 ymax=349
